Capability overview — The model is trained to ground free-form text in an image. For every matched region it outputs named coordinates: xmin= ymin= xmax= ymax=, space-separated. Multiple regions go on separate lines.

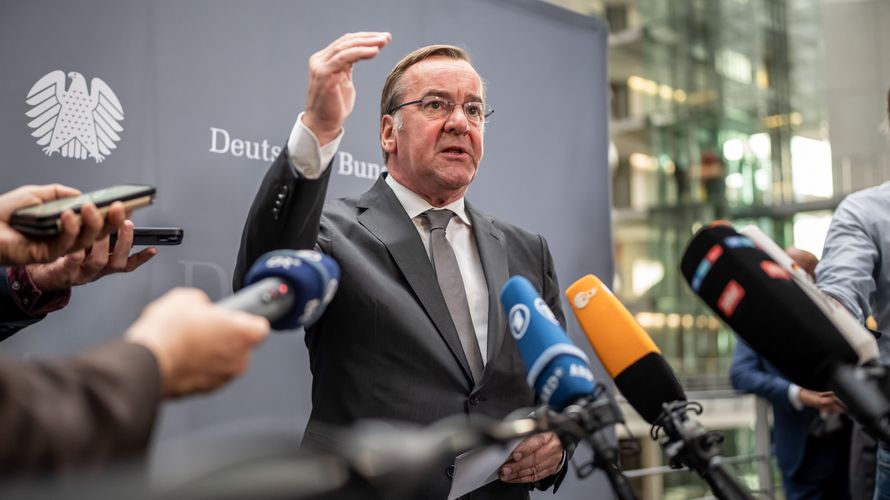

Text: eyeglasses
xmin=387 ymin=95 xmax=494 ymax=124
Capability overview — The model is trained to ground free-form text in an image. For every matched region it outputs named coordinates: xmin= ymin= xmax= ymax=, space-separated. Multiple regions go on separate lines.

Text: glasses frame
xmin=387 ymin=95 xmax=494 ymax=124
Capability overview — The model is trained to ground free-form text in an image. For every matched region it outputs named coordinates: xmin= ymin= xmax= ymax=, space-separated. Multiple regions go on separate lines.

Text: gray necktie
xmin=423 ymin=209 xmax=485 ymax=382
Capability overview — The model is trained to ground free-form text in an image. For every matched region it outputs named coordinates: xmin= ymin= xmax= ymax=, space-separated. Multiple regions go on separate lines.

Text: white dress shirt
xmin=286 ymin=114 xmax=489 ymax=362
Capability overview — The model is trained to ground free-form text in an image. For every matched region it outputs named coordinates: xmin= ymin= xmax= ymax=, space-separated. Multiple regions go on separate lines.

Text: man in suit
xmin=235 ymin=32 xmax=567 ymax=498
xmin=730 ymin=248 xmax=851 ymax=500
xmin=0 ymin=183 xmax=270 ymax=476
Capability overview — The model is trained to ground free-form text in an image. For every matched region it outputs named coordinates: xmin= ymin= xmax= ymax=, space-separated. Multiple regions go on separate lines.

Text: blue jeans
xmin=875 ymin=445 xmax=890 ymax=500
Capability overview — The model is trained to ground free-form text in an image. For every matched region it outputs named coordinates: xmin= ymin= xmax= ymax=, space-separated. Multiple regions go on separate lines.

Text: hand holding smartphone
xmin=11 ymin=184 xmax=155 ymax=237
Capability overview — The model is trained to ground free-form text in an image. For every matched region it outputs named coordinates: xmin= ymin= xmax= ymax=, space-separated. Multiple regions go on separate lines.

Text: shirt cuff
xmin=788 ymin=383 xmax=804 ymax=411
xmin=6 ymin=266 xmax=71 ymax=316
xmin=286 ymin=112 xmax=343 ymax=179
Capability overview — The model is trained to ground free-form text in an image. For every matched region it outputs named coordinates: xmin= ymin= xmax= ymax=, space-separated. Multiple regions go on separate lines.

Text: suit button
xmin=445 ymin=465 xmax=455 ymax=479
xmin=272 ymin=207 xmax=280 ymax=220
xmin=280 ymin=185 xmax=289 ymax=195
xmin=274 ymin=199 xmax=283 ymax=207
xmin=469 ymin=394 xmax=480 ymax=406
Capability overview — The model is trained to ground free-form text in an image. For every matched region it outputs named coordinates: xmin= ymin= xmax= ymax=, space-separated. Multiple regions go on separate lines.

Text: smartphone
xmin=11 ymin=184 xmax=155 ymax=237
xmin=109 ymin=227 xmax=184 ymax=248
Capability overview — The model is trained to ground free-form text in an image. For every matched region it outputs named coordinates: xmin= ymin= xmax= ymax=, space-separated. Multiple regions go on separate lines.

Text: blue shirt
xmin=817 ymin=180 xmax=890 ymax=361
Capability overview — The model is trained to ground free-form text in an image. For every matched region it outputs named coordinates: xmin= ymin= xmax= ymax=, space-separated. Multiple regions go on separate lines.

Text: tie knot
xmin=424 ymin=209 xmax=455 ymax=232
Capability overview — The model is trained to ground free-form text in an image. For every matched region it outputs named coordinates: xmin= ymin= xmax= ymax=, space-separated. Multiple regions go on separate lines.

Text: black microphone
xmin=681 ymin=223 xmax=890 ymax=442
xmin=217 ymin=249 xmax=339 ymax=330
xmin=566 ymin=274 xmax=753 ymax=500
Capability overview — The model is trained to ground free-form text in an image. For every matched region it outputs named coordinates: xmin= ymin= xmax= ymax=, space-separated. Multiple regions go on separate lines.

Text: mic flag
xmin=566 ymin=274 xmax=686 ymax=424
xmin=500 ymin=275 xmax=595 ymax=409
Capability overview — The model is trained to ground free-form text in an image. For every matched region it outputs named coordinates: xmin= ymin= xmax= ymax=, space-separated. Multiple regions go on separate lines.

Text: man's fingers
xmin=99 ymin=201 xmax=127 ymax=238
xmin=72 ymin=203 xmax=103 ymax=250
xmin=123 ymin=247 xmax=158 ymax=272
xmin=39 ymin=210 xmax=81 ymax=261
xmin=315 ymin=33 xmax=390 ymax=72
xmin=510 ymin=433 xmax=548 ymax=461
xmin=326 ymin=46 xmax=386 ymax=70
xmin=108 ymin=220 xmax=135 ymax=268
xmin=321 ymin=32 xmax=390 ymax=59
xmin=81 ymin=237 xmax=111 ymax=275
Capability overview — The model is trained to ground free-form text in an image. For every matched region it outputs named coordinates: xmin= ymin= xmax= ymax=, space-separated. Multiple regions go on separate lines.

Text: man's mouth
xmin=441 ymin=146 xmax=469 ymax=156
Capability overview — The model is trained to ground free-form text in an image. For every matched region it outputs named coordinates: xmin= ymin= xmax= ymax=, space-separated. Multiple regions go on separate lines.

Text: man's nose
xmin=443 ymin=105 xmax=470 ymax=135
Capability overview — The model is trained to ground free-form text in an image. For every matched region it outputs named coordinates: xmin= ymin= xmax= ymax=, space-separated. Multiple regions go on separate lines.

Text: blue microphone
xmin=500 ymin=275 xmax=595 ymax=409
xmin=218 ymin=249 xmax=340 ymax=330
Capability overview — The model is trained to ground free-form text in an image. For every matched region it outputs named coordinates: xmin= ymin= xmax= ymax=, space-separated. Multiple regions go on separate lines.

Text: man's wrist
xmin=286 ymin=112 xmax=343 ymax=179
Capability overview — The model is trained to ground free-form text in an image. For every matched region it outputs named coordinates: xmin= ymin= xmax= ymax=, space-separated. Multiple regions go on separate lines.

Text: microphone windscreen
xmin=245 ymin=249 xmax=339 ymax=329
xmin=680 ymin=224 xmax=858 ymax=390
xmin=500 ymin=275 xmax=595 ymax=409
xmin=566 ymin=274 xmax=686 ymax=424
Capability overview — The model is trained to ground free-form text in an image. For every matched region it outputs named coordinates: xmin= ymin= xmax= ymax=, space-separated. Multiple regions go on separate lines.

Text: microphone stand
xmin=491 ymin=387 xmax=637 ymax=500
xmin=651 ymin=401 xmax=753 ymax=500
xmin=831 ymin=363 xmax=890 ymax=443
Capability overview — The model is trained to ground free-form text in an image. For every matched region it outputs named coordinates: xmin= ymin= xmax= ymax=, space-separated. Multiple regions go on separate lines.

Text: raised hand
xmin=303 ymin=31 xmax=391 ymax=145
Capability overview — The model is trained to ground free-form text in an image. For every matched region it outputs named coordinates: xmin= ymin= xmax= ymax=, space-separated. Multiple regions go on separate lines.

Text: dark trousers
xmin=849 ymin=422 xmax=877 ymax=500
xmin=783 ymin=422 xmax=852 ymax=500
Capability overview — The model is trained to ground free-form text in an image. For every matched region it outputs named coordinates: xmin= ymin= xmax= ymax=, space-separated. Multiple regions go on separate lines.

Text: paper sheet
xmin=447 ymin=438 xmax=522 ymax=500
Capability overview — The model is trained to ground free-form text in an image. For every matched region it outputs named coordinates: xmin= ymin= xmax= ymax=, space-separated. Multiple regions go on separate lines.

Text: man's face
xmin=382 ymin=56 xmax=485 ymax=204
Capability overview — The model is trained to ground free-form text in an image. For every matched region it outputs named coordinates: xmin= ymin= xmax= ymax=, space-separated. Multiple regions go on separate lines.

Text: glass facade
xmin=545 ymin=0 xmax=835 ymax=497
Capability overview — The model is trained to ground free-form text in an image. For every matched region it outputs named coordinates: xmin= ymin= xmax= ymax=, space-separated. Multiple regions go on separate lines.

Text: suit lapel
xmin=466 ymin=203 xmax=509 ymax=385
xmin=357 ymin=177 xmax=474 ymax=384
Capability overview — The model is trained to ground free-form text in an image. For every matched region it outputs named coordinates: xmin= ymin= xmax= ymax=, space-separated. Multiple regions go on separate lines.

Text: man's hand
xmin=498 ymin=432 xmax=564 ymax=484
xmin=303 ymin=31 xmax=391 ymax=145
xmin=0 ymin=184 xmax=127 ymax=266
xmin=126 ymin=288 xmax=270 ymax=398
xmin=25 ymin=221 xmax=157 ymax=291
xmin=799 ymin=388 xmax=846 ymax=415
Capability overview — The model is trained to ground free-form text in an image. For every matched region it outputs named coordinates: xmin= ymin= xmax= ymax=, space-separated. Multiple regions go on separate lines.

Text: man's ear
xmin=381 ymin=115 xmax=397 ymax=155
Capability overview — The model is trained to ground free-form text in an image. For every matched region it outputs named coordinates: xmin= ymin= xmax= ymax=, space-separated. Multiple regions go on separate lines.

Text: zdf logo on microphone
xmin=26 ymin=70 xmax=124 ymax=163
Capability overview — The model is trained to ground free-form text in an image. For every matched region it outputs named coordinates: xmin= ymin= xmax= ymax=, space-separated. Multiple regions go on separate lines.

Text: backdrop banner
xmin=0 ymin=1 xmax=612 ymax=497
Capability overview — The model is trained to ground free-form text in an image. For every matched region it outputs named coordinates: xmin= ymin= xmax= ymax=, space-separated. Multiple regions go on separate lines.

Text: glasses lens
xmin=463 ymin=102 xmax=485 ymax=122
xmin=421 ymin=97 xmax=450 ymax=119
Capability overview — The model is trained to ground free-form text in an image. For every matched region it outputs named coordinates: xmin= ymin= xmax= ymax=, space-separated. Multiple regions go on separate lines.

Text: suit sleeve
xmin=729 ymin=339 xmax=794 ymax=412
xmin=0 ymin=340 xmax=161 ymax=476
xmin=233 ymin=147 xmax=333 ymax=290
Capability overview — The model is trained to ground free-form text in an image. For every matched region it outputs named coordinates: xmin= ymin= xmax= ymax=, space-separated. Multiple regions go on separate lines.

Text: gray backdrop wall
xmin=0 ymin=1 xmax=614 ymax=497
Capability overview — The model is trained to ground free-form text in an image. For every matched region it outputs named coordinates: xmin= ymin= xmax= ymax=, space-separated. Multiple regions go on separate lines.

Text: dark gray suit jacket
xmin=234 ymin=149 xmax=567 ymax=499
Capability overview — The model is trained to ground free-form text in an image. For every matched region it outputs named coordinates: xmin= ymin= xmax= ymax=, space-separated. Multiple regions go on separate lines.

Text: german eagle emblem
xmin=25 ymin=71 xmax=124 ymax=163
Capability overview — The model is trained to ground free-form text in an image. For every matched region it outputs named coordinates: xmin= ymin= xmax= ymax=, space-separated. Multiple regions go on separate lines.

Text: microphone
xmin=500 ymin=275 xmax=594 ymax=409
xmin=217 ymin=249 xmax=340 ymax=330
xmin=500 ymin=276 xmax=636 ymax=500
xmin=565 ymin=274 xmax=685 ymax=424
xmin=738 ymin=225 xmax=879 ymax=362
xmin=566 ymin=274 xmax=753 ymax=500
xmin=681 ymin=224 xmax=890 ymax=442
